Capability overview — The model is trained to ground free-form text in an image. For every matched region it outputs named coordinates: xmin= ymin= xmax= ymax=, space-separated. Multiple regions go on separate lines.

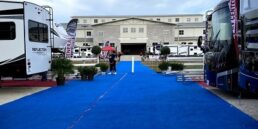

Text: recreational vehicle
xmin=73 ymin=47 xmax=81 ymax=58
xmin=80 ymin=46 xmax=93 ymax=58
xmin=163 ymin=45 xmax=178 ymax=55
xmin=153 ymin=44 xmax=203 ymax=56
xmin=198 ymin=0 xmax=258 ymax=94
xmin=72 ymin=46 xmax=93 ymax=58
xmin=0 ymin=1 xmax=52 ymax=78
xmin=189 ymin=45 xmax=203 ymax=56
xmin=149 ymin=44 xmax=162 ymax=55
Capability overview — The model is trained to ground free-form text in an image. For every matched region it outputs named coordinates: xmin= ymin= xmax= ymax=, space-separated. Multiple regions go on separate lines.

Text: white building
xmin=70 ymin=14 xmax=205 ymax=55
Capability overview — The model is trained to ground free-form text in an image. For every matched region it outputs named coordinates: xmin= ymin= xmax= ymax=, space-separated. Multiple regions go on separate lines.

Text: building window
xmin=131 ymin=28 xmax=136 ymax=33
xmin=194 ymin=46 xmax=198 ymax=49
xmin=168 ymin=19 xmax=172 ymax=22
xmin=29 ymin=20 xmax=48 ymax=43
xmin=187 ymin=18 xmax=191 ymax=22
xmin=179 ymin=30 xmax=184 ymax=35
xmin=195 ymin=18 xmax=199 ymax=22
xmin=181 ymin=42 xmax=186 ymax=45
xmin=83 ymin=43 xmax=89 ymax=46
xmin=188 ymin=42 xmax=193 ymax=45
xmin=110 ymin=43 xmax=115 ymax=47
xmin=94 ymin=19 xmax=98 ymax=23
xmin=203 ymin=30 xmax=206 ymax=34
xmin=175 ymin=18 xmax=180 ymax=22
xmin=0 ymin=22 xmax=16 ymax=40
xmin=101 ymin=19 xmax=105 ymax=23
xmin=139 ymin=28 xmax=144 ymax=33
xmin=163 ymin=42 xmax=169 ymax=45
xmin=99 ymin=31 xmax=104 ymax=36
xmin=99 ymin=43 xmax=104 ymax=46
xmin=83 ymin=19 xmax=87 ymax=23
xmin=123 ymin=28 xmax=128 ymax=33
xmin=157 ymin=18 xmax=160 ymax=21
xmin=87 ymin=31 xmax=91 ymax=36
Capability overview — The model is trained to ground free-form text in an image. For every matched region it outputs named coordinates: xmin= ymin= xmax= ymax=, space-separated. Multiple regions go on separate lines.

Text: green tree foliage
xmin=91 ymin=46 xmax=101 ymax=55
xmin=160 ymin=46 xmax=170 ymax=55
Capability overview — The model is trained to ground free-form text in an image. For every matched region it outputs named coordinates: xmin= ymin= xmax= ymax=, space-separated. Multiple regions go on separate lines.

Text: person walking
xmin=108 ymin=50 xmax=117 ymax=75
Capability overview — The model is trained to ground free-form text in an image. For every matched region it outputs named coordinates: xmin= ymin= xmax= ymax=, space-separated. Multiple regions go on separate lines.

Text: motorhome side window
xmin=29 ymin=20 xmax=48 ymax=43
xmin=0 ymin=22 xmax=16 ymax=40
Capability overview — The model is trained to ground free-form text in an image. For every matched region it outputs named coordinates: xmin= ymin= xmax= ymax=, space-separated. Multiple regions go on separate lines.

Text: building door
xmin=121 ymin=43 xmax=146 ymax=55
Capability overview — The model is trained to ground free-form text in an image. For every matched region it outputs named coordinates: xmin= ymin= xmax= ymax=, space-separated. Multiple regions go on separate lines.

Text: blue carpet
xmin=0 ymin=61 xmax=258 ymax=129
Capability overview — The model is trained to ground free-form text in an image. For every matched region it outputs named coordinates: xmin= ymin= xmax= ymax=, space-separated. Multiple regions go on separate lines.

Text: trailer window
xmin=29 ymin=20 xmax=48 ymax=43
xmin=0 ymin=22 xmax=15 ymax=40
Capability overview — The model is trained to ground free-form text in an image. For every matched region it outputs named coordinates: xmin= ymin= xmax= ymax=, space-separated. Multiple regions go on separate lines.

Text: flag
xmin=65 ymin=19 xmax=78 ymax=58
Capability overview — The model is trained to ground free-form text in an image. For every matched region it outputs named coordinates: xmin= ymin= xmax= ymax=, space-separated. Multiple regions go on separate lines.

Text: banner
xmin=229 ymin=0 xmax=238 ymax=34
xmin=65 ymin=19 xmax=78 ymax=58
xmin=229 ymin=0 xmax=239 ymax=54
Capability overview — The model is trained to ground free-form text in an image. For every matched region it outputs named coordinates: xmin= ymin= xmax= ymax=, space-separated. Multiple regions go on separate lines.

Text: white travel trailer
xmin=0 ymin=1 xmax=52 ymax=78
xmin=149 ymin=44 xmax=162 ymax=55
xmin=189 ymin=45 xmax=203 ymax=56
xmin=80 ymin=46 xmax=93 ymax=58
xmin=178 ymin=45 xmax=203 ymax=56
xmin=151 ymin=44 xmax=203 ymax=56
xmin=72 ymin=46 xmax=93 ymax=58
xmin=178 ymin=45 xmax=189 ymax=56
xmin=73 ymin=47 xmax=80 ymax=58
xmin=163 ymin=45 xmax=178 ymax=55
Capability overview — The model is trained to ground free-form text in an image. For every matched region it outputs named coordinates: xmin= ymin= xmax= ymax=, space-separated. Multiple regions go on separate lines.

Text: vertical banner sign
xmin=229 ymin=0 xmax=239 ymax=54
xmin=65 ymin=19 xmax=78 ymax=58
xmin=205 ymin=20 xmax=208 ymax=45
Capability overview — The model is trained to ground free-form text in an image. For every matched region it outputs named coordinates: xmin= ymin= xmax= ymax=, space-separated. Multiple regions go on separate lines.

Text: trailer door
xmin=24 ymin=2 xmax=51 ymax=75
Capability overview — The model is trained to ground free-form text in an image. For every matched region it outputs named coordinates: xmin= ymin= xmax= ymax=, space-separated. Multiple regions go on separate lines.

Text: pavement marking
xmin=67 ymin=73 xmax=128 ymax=129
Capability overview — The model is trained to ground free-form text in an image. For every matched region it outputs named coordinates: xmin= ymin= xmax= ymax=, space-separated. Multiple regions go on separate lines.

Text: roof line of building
xmin=91 ymin=17 xmax=177 ymax=26
xmin=72 ymin=14 xmax=203 ymax=18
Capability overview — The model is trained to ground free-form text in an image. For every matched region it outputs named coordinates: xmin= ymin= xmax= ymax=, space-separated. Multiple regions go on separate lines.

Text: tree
xmin=160 ymin=46 xmax=170 ymax=60
xmin=91 ymin=46 xmax=101 ymax=55
xmin=91 ymin=46 xmax=101 ymax=63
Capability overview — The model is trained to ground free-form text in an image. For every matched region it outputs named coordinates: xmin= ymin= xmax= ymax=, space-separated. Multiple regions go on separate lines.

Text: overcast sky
xmin=9 ymin=0 xmax=219 ymax=23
